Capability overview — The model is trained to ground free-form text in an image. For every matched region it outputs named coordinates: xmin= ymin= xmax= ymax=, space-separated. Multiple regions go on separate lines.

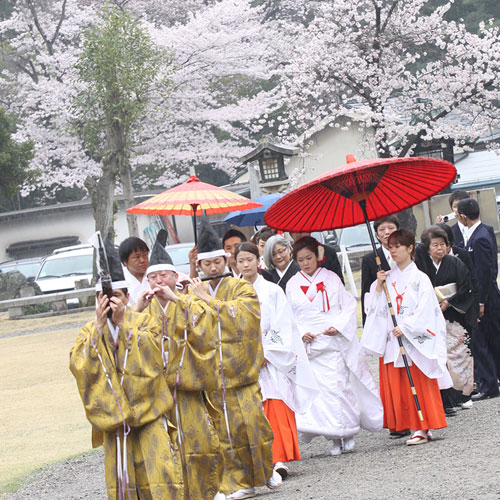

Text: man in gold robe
xmin=135 ymin=230 xmax=224 ymax=500
xmin=191 ymin=216 xmax=278 ymax=500
xmin=70 ymin=235 xmax=183 ymax=500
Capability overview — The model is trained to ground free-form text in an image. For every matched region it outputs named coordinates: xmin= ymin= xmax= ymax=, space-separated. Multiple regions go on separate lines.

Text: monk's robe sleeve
xmin=201 ymin=278 xmax=264 ymax=388
xmin=69 ymin=321 xmax=133 ymax=432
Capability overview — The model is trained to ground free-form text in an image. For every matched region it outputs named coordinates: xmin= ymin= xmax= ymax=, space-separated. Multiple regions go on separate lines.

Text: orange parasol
xmin=127 ymin=175 xmax=262 ymax=243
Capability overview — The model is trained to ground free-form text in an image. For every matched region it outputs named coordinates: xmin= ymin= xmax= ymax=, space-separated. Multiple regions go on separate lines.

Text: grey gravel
xmin=2 ymin=397 xmax=499 ymax=500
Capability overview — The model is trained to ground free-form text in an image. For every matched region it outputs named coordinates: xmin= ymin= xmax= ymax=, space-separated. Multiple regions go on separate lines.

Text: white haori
xmin=286 ymin=268 xmax=383 ymax=439
xmin=362 ymin=262 xmax=452 ymax=388
xmin=252 ymin=275 xmax=319 ymax=413
xmin=123 ymin=267 xmax=150 ymax=306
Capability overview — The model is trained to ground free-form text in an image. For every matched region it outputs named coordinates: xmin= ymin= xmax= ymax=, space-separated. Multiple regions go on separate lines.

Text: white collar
xmin=467 ymin=220 xmax=482 ymax=240
xmin=276 ymin=260 xmax=293 ymax=278
xmin=431 ymin=258 xmax=441 ymax=271
xmin=208 ymin=277 xmax=225 ymax=297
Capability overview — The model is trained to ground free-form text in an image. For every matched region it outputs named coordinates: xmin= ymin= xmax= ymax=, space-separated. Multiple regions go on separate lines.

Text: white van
xmin=35 ymin=246 xmax=94 ymax=294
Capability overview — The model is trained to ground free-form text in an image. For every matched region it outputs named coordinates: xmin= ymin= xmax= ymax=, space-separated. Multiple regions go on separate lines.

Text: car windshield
xmin=37 ymin=254 xmax=93 ymax=279
xmin=339 ymin=224 xmax=372 ymax=248
xmin=166 ymin=246 xmax=190 ymax=266
xmin=0 ymin=262 xmax=41 ymax=278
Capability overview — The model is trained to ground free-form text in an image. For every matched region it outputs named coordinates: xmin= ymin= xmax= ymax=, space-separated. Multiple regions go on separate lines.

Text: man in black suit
xmin=457 ymin=198 xmax=500 ymax=400
xmin=360 ymin=215 xmax=400 ymax=325
xmin=441 ymin=191 xmax=498 ymax=276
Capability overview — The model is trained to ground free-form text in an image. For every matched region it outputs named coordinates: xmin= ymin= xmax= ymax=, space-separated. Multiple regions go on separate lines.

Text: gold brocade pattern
xmin=203 ymin=277 xmax=273 ymax=494
xmin=70 ymin=310 xmax=183 ymax=500
xmin=146 ymin=297 xmax=224 ymax=499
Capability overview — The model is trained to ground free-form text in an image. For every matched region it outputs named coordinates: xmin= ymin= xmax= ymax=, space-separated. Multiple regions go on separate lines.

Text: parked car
xmin=164 ymin=243 xmax=193 ymax=276
xmin=35 ymin=246 xmax=94 ymax=294
xmin=332 ymin=223 xmax=374 ymax=270
xmin=0 ymin=257 xmax=45 ymax=280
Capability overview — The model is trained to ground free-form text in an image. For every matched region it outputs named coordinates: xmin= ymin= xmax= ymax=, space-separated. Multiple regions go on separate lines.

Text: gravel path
xmin=2 ymin=397 xmax=499 ymax=500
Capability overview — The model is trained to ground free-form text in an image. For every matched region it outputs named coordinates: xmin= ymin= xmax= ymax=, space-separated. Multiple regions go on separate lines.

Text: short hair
xmin=257 ymin=228 xmax=274 ymax=243
xmin=420 ymin=225 xmax=449 ymax=251
xmin=292 ymin=236 xmax=319 ymax=260
xmin=222 ymin=229 xmax=247 ymax=247
xmin=457 ymin=198 xmax=480 ymax=220
xmin=96 ymin=288 xmax=128 ymax=298
xmin=436 ymin=222 xmax=454 ymax=246
xmin=263 ymin=235 xmax=291 ymax=270
xmin=234 ymin=241 xmax=259 ymax=261
xmin=374 ymin=215 xmax=400 ymax=233
xmin=118 ymin=237 xmax=149 ymax=263
xmin=388 ymin=229 xmax=416 ymax=258
xmin=449 ymin=190 xmax=469 ymax=208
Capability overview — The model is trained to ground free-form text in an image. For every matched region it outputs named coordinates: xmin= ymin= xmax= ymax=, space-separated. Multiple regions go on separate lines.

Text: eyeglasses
xmin=273 ymin=248 xmax=289 ymax=258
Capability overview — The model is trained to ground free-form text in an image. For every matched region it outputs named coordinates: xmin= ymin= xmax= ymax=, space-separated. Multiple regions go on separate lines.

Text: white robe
xmin=252 ymin=275 xmax=319 ymax=413
xmin=123 ymin=267 xmax=150 ymax=306
xmin=362 ymin=262 xmax=452 ymax=388
xmin=286 ymin=268 xmax=383 ymax=439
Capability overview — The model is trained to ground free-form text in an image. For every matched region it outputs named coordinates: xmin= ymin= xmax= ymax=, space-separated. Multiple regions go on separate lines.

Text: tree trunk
xmin=119 ymin=158 xmax=139 ymax=237
xmin=85 ymin=166 xmax=117 ymax=238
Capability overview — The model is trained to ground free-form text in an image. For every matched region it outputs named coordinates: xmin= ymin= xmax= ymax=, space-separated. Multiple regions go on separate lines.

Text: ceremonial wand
xmin=96 ymin=233 xmax=114 ymax=318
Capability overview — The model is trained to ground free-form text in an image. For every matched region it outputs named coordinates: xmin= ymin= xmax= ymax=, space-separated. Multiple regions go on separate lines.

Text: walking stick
xmin=359 ymin=202 xmax=425 ymax=422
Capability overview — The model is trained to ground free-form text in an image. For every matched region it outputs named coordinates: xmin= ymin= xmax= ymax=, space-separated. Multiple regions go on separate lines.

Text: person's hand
xmin=302 ymin=332 xmax=317 ymax=343
xmin=439 ymin=299 xmax=449 ymax=312
xmin=96 ymin=292 xmax=110 ymax=335
xmin=155 ymin=284 xmax=178 ymax=303
xmin=189 ymin=277 xmax=211 ymax=302
xmin=392 ymin=326 xmax=403 ymax=338
xmin=188 ymin=245 xmax=198 ymax=264
xmin=479 ymin=304 xmax=485 ymax=318
xmin=435 ymin=215 xmax=443 ymax=223
xmin=135 ymin=289 xmax=154 ymax=312
xmin=376 ymin=270 xmax=387 ymax=292
xmin=109 ymin=296 xmax=126 ymax=328
xmin=323 ymin=326 xmax=339 ymax=336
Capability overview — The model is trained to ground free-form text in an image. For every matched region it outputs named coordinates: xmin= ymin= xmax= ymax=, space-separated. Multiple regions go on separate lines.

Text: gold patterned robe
xmin=203 ymin=277 xmax=274 ymax=495
xmin=70 ymin=309 xmax=183 ymax=500
xmin=145 ymin=296 xmax=223 ymax=500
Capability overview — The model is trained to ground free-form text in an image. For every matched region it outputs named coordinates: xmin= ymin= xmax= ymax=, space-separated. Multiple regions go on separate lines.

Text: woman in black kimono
xmin=416 ymin=225 xmax=476 ymax=413
xmin=264 ymin=235 xmax=300 ymax=292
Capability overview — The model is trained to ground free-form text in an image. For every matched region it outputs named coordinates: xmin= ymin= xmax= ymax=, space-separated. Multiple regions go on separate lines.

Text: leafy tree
xmin=73 ymin=5 xmax=171 ymax=237
xmin=0 ymin=108 xmax=34 ymax=209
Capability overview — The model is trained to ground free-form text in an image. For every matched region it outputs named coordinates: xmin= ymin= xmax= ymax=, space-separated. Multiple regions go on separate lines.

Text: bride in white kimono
xmin=286 ymin=236 xmax=383 ymax=456
xmin=235 ymin=242 xmax=319 ymax=477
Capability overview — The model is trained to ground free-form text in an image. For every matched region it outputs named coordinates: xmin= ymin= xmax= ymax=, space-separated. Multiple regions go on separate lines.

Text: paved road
xmin=2 ymin=396 xmax=499 ymax=500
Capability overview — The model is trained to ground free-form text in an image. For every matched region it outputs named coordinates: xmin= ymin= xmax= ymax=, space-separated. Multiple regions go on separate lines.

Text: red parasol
xmin=265 ymin=156 xmax=456 ymax=232
xmin=127 ymin=175 xmax=261 ymax=243
xmin=265 ymin=155 xmax=457 ymax=422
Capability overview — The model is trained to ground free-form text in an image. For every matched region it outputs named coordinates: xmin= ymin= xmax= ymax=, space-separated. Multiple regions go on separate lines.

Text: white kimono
xmin=252 ymin=275 xmax=319 ymax=413
xmin=286 ymin=268 xmax=383 ymax=439
xmin=362 ymin=262 xmax=451 ymax=387
xmin=123 ymin=267 xmax=150 ymax=306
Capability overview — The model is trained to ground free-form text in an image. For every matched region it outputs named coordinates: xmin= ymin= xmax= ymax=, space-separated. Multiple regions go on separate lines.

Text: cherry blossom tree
xmin=272 ymin=0 xmax=500 ymax=159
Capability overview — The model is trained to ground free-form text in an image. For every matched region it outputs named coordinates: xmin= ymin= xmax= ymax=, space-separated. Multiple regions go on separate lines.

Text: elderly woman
xmin=416 ymin=225 xmax=475 ymax=413
xmin=264 ymin=235 xmax=300 ymax=292
xmin=286 ymin=236 xmax=383 ymax=456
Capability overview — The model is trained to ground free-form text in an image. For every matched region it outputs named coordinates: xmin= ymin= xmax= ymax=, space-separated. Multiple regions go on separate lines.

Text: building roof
xmin=453 ymin=150 xmax=500 ymax=190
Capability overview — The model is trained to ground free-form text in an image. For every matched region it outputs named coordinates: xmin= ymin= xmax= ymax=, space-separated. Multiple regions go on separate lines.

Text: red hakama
xmin=263 ymin=399 xmax=301 ymax=463
xmin=379 ymin=359 xmax=447 ymax=432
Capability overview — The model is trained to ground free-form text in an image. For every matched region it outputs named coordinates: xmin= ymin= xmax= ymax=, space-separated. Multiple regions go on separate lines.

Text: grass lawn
xmin=0 ymin=310 xmax=94 ymax=493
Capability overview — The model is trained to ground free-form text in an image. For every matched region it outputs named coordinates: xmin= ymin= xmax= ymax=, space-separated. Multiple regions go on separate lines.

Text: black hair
xmin=292 ymin=236 xmax=319 ymax=260
xmin=119 ymin=237 xmax=149 ymax=263
xmin=222 ymin=229 xmax=247 ymax=247
xmin=374 ymin=215 xmax=400 ymax=233
xmin=448 ymin=190 xmax=469 ymax=209
xmin=95 ymin=287 xmax=128 ymax=298
xmin=234 ymin=241 xmax=259 ymax=261
xmin=436 ymin=222 xmax=454 ymax=246
xmin=457 ymin=198 xmax=480 ymax=220
xmin=257 ymin=228 xmax=274 ymax=243
xmin=388 ymin=229 xmax=416 ymax=258
xmin=420 ymin=225 xmax=449 ymax=251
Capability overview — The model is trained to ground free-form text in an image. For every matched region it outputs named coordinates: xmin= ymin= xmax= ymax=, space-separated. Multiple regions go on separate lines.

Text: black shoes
xmin=389 ymin=430 xmax=411 ymax=438
xmin=444 ymin=407 xmax=458 ymax=416
xmin=471 ymin=392 xmax=500 ymax=401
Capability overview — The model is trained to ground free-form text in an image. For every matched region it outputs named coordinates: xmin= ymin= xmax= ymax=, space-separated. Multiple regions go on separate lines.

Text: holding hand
xmin=109 ymin=296 xmax=125 ymax=328
xmin=323 ymin=326 xmax=339 ymax=336
xmin=439 ymin=299 xmax=449 ymax=312
xmin=392 ymin=326 xmax=403 ymax=338
xmin=135 ymin=289 xmax=154 ymax=312
xmin=155 ymin=284 xmax=178 ymax=303
xmin=302 ymin=332 xmax=317 ymax=344
xmin=189 ymin=277 xmax=211 ymax=302
xmin=96 ymin=292 xmax=110 ymax=335
xmin=376 ymin=270 xmax=387 ymax=293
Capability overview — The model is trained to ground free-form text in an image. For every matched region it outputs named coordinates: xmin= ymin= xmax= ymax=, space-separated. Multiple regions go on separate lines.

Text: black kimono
xmin=268 ymin=260 xmax=300 ymax=293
